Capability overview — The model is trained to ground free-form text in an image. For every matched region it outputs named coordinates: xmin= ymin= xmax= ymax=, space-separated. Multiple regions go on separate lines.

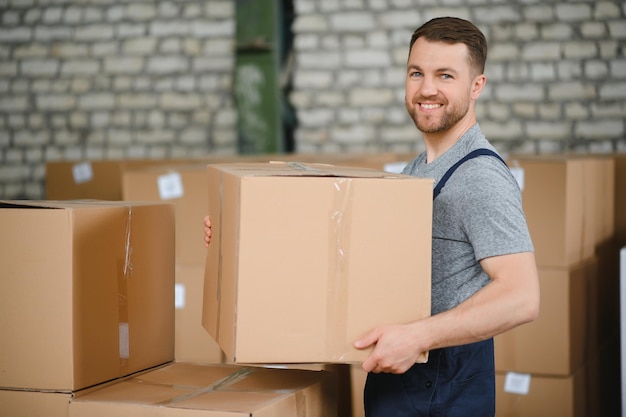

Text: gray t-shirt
xmin=402 ymin=123 xmax=534 ymax=315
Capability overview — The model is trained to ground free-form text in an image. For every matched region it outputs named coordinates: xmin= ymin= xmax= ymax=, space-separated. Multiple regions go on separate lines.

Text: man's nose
xmin=418 ymin=76 xmax=437 ymax=97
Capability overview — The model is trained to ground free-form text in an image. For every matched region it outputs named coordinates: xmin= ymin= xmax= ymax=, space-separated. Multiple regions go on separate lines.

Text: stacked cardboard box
xmin=1 ymin=360 xmax=338 ymax=417
xmin=121 ymin=163 xmax=226 ymax=364
xmin=0 ymin=200 xmax=176 ymax=415
xmin=495 ymin=155 xmax=621 ymax=417
xmin=68 ymin=362 xmax=338 ymax=417
xmin=0 ymin=197 xmax=342 ymax=416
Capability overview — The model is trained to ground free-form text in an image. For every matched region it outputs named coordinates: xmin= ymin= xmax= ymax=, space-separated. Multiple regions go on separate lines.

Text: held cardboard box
xmin=122 ymin=163 xmax=209 ymax=265
xmin=494 ymin=258 xmax=597 ymax=376
xmin=0 ymin=200 xmax=175 ymax=391
xmin=69 ymin=362 xmax=338 ymax=417
xmin=202 ymin=162 xmax=433 ymax=364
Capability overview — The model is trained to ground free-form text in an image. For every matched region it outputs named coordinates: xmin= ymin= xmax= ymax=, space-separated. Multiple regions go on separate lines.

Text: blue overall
xmin=364 ymin=149 xmax=506 ymax=417
xmin=364 ymin=339 xmax=495 ymax=417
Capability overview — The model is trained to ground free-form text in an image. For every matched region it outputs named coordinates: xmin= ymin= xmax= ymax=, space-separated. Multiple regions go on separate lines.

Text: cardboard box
xmin=175 ymin=263 xmax=225 ymax=364
xmin=585 ymin=335 xmax=621 ymax=417
xmin=0 ymin=376 xmax=123 ymax=417
xmin=46 ymin=154 xmax=411 ymax=202
xmin=495 ymin=336 xmax=620 ymax=417
xmin=0 ymin=200 xmax=175 ymax=391
xmin=495 ymin=258 xmax=596 ymax=376
xmin=0 ymin=390 xmax=72 ymax=417
xmin=495 ymin=366 xmax=586 ymax=417
xmin=252 ymin=363 xmax=353 ymax=417
xmin=69 ymin=362 xmax=338 ymax=417
xmin=507 ymin=156 xmax=595 ymax=268
xmin=122 ymin=163 xmax=209 ymax=265
xmin=615 ymin=155 xmax=626 ymax=247
xmin=590 ymin=239 xmax=620 ymax=353
xmin=46 ymin=157 xmax=261 ymax=201
xmin=591 ymin=156 xmax=615 ymax=245
xmin=45 ymin=159 xmax=177 ymax=200
xmin=350 ymin=365 xmax=367 ymax=417
xmin=203 ymin=162 xmax=433 ymax=364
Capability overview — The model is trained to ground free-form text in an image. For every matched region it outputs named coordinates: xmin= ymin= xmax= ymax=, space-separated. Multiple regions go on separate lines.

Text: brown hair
xmin=409 ymin=17 xmax=488 ymax=75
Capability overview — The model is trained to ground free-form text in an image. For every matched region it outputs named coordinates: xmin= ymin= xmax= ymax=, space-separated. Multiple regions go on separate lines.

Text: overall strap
xmin=433 ymin=148 xmax=507 ymax=200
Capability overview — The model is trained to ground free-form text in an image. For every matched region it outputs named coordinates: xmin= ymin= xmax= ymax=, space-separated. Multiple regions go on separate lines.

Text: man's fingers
xmin=354 ymin=328 xmax=379 ymax=350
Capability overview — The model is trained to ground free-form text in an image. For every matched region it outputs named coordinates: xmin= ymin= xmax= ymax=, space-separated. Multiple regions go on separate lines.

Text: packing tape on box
xmin=327 ymin=177 xmax=353 ymax=361
xmin=60 ymin=199 xmax=134 ymax=375
xmin=148 ymin=366 xmax=308 ymax=416
xmin=214 ymin=171 xmax=224 ymax=341
xmin=117 ymin=205 xmax=133 ymax=373
xmin=152 ymin=367 xmax=257 ymax=405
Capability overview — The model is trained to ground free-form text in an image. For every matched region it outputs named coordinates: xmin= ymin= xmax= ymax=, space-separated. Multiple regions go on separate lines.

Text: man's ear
xmin=471 ymin=74 xmax=487 ymax=100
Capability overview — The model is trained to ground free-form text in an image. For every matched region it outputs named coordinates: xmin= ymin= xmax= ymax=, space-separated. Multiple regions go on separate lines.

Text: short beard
xmin=407 ymin=96 xmax=470 ymax=134
xmin=415 ymin=111 xmax=463 ymax=133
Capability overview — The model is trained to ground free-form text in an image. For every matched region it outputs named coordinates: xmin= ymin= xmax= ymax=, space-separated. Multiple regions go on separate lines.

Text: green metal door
xmin=235 ymin=0 xmax=290 ymax=154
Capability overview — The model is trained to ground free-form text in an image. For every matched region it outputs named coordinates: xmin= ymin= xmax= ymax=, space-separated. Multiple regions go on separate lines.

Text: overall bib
xmin=364 ymin=149 xmax=506 ymax=417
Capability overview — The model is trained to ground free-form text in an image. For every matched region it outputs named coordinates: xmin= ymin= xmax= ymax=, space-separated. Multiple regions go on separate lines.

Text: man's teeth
xmin=421 ymin=103 xmax=441 ymax=109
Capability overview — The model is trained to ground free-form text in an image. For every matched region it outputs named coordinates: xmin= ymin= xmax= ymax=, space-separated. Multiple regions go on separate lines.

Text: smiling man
xmin=353 ymin=17 xmax=540 ymax=417
xmin=202 ymin=16 xmax=540 ymax=417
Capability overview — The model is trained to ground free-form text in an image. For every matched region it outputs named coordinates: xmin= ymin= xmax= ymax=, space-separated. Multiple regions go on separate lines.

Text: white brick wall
xmin=0 ymin=0 xmax=624 ymax=199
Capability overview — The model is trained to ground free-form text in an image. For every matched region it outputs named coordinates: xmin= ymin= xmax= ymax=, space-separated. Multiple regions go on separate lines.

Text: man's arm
xmin=354 ymin=251 xmax=540 ymax=374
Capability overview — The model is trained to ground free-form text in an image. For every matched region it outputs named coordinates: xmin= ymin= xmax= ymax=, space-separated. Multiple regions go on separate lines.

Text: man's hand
xmin=203 ymin=215 xmax=212 ymax=247
xmin=354 ymin=322 xmax=426 ymax=374
xmin=354 ymin=251 xmax=540 ymax=375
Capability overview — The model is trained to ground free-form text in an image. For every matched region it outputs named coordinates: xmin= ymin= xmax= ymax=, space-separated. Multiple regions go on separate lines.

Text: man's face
xmin=405 ymin=37 xmax=481 ymax=134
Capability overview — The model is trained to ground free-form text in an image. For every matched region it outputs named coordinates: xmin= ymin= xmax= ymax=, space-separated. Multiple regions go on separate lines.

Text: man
xmin=351 ymin=17 xmax=540 ymax=416
xmin=205 ymin=16 xmax=539 ymax=416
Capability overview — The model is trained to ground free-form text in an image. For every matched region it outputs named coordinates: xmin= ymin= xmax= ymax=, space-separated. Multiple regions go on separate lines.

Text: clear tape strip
xmin=326 ymin=178 xmax=353 ymax=361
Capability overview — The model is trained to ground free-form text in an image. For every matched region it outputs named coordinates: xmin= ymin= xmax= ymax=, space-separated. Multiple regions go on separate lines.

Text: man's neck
xmin=423 ymin=118 xmax=477 ymax=164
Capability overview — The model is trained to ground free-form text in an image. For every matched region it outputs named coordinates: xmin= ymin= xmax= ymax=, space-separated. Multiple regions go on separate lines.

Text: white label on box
xmin=72 ymin=161 xmax=93 ymax=184
xmin=175 ymin=283 xmax=186 ymax=309
xmin=504 ymin=372 xmax=531 ymax=395
xmin=510 ymin=166 xmax=525 ymax=191
xmin=384 ymin=161 xmax=409 ymax=174
xmin=119 ymin=323 xmax=129 ymax=359
xmin=157 ymin=172 xmax=184 ymax=200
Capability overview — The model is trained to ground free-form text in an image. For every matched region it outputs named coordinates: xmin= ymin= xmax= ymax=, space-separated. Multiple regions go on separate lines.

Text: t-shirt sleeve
xmin=454 ymin=159 xmax=535 ymax=261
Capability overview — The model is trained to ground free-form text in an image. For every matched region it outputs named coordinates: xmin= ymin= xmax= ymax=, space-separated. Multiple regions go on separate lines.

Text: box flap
xmin=209 ymin=161 xmax=414 ymax=179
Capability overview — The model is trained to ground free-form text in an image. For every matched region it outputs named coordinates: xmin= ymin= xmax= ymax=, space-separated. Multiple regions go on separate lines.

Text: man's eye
xmin=441 ymin=74 xmax=452 ymax=79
